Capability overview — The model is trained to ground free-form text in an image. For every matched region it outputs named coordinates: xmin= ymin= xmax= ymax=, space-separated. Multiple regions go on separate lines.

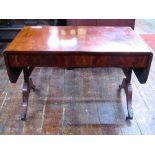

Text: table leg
xmin=119 ymin=69 xmax=133 ymax=120
xmin=20 ymin=67 xmax=35 ymax=121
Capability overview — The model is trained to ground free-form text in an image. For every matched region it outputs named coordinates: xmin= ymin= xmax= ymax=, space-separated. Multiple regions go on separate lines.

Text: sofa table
xmin=3 ymin=26 xmax=153 ymax=121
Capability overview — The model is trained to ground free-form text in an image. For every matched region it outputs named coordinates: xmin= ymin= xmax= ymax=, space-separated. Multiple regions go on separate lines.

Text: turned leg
xmin=20 ymin=67 xmax=35 ymax=121
xmin=119 ymin=69 xmax=133 ymax=120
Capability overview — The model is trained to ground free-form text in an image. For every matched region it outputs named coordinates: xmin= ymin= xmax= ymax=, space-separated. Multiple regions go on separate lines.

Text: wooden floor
xmin=1 ymin=19 xmax=155 ymax=135
xmin=0 ymin=52 xmax=155 ymax=134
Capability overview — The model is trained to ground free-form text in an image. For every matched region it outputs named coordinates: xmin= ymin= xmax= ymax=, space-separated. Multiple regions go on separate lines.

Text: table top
xmin=5 ymin=26 xmax=151 ymax=54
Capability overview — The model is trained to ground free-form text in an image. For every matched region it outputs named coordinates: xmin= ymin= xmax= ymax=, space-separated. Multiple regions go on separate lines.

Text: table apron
xmin=8 ymin=54 xmax=149 ymax=68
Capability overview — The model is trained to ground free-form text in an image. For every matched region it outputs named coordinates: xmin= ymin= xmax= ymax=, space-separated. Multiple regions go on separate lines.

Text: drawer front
xmin=8 ymin=54 xmax=148 ymax=68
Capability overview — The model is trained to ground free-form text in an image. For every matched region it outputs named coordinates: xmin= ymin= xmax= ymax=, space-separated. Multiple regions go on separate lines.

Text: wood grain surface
xmin=5 ymin=26 xmax=150 ymax=53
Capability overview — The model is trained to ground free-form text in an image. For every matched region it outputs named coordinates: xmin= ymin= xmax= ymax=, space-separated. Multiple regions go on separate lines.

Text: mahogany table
xmin=3 ymin=26 xmax=153 ymax=121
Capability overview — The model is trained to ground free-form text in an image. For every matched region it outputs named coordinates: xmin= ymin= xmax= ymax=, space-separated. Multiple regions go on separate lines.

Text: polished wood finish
xmin=6 ymin=26 xmax=146 ymax=53
xmin=3 ymin=26 xmax=153 ymax=121
xmin=4 ymin=26 xmax=153 ymax=84
xmin=8 ymin=55 xmax=148 ymax=68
